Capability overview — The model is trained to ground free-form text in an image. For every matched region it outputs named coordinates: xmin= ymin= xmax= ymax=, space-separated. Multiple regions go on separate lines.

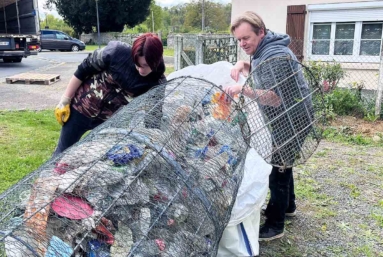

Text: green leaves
xmin=46 ymin=0 xmax=152 ymax=34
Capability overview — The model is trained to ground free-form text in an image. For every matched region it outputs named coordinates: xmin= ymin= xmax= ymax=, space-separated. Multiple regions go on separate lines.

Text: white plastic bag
xmin=217 ymin=210 xmax=261 ymax=256
xmin=218 ymin=148 xmax=271 ymax=257
xmin=229 ymin=148 xmax=271 ymax=226
xmin=167 ymin=61 xmax=246 ymax=86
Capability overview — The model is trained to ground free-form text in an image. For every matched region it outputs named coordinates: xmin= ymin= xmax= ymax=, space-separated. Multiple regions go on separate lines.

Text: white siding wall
xmin=231 ymin=0 xmax=373 ymax=34
xmin=231 ymin=0 xmax=374 ymax=61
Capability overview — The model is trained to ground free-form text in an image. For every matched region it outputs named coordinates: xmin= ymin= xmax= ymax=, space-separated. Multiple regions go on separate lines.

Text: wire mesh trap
xmin=0 ymin=76 xmax=251 ymax=257
xmin=242 ymin=56 xmax=325 ymax=168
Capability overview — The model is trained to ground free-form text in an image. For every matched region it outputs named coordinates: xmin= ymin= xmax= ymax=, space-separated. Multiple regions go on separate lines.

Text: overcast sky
xmin=156 ymin=0 xmax=231 ymax=7
xmin=39 ymin=0 xmax=231 ymax=18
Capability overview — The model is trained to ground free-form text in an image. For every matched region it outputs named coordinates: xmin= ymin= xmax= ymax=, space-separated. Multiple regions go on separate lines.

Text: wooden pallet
xmin=6 ymin=73 xmax=61 ymax=85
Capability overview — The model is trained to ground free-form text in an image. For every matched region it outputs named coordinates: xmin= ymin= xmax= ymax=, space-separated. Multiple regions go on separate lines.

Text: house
xmin=231 ymin=0 xmax=383 ymax=90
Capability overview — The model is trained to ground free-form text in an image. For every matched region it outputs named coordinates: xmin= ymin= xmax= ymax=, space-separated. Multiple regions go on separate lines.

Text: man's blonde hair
xmin=230 ymin=11 xmax=266 ymax=35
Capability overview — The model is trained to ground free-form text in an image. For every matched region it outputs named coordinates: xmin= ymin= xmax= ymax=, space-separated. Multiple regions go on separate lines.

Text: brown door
xmin=286 ymin=5 xmax=306 ymax=62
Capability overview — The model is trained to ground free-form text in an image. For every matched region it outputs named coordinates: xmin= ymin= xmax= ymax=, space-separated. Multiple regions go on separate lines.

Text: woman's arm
xmin=62 ymin=76 xmax=83 ymax=98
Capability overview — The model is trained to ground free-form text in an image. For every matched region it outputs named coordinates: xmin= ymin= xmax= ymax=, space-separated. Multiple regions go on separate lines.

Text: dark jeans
xmin=52 ymin=105 xmax=104 ymax=158
xmin=264 ymin=166 xmax=296 ymax=230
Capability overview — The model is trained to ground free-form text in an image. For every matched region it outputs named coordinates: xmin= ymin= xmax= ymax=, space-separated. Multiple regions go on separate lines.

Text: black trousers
xmin=52 ymin=105 xmax=104 ymax=158
xmin=264 ymin=166 xmax=296 ymax=230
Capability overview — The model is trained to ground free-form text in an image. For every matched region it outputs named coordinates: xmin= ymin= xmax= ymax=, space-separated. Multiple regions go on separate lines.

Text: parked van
xmin=40 ymin=29 xmax=85 ymax=52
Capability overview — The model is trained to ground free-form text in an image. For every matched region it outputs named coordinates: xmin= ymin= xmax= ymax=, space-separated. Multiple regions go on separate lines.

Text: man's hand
xmin=54 ymin=96 xmax=71 ymax=126
xmin=230 ymin=61 xmax=245 ymax=82
xmin=223 ymin=84 xmax=243 ymax=101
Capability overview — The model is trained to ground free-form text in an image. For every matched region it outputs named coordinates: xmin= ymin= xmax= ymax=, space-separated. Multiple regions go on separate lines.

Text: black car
xmin=39 ymin=29 xmax=86 ymax=52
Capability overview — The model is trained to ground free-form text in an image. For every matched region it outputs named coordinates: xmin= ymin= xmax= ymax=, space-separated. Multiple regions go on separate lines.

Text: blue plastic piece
xmin=88 ymin=239 xmax=110 ymax=257
xmin=106 ymin=144 xmax=143 ymax=166
xmin=46 ymin=236 xmax=73 ymax=257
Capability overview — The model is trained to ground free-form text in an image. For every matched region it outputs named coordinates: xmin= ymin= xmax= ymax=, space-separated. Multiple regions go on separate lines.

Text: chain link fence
xmin=236 ymin=39 xmax=383 ymax=117
xmin=174 ymin=32 xmax=383 ymax=117
xmin=292 ymin=39 xmax=383 ymax=116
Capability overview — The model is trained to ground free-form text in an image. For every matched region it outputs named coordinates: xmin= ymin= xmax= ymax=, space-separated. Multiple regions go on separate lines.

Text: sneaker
xmin=261 ymin=205 xmax=296 ymax=217
xmin=285 ymin=209 xmax=296 ymax=217
xmin=259 ymin=224 xmax=284 ymax=241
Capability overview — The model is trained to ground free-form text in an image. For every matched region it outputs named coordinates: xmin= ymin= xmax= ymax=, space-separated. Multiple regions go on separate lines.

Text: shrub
xmin=325 ymin=88 xmax=364 ymax=117
xmin=304 ymin=60 xmax=346 ymax=93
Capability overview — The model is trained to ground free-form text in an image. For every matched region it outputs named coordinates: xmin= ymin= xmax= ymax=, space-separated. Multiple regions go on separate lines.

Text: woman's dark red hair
xmin=132 ymin=33 xmax=163 ymax=71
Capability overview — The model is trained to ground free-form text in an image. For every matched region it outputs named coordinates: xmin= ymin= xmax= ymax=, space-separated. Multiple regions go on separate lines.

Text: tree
xmin=168 ymin=4 xmax=188 ymax=32
xmin=205 ymin=2 xmax=228 ymax=32
xmin=145 ymin=1 xmax=163 ymax=32
xmin=40 ymin=14 xmax=74 ymax=36
xmin=224 ymin=3 xmax=232 ymax=28
xmin=45 ymin=0 xmax=152 ymax=36
xmin=183 ymin=0 xmax=231 ymax=32
xmin=162 ymin=7 xmax=171 ymax=31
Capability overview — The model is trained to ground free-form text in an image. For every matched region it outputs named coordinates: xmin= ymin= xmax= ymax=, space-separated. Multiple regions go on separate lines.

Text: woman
xmin=53 ymin=33 xmax=166 ymax=157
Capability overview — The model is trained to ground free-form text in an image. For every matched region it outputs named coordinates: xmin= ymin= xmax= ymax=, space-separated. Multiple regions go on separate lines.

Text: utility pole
xmin=376 ymin=54 xmax=383 ymax=116
xmin=96 ymin=0 xmax=101 ymax=49
xmin=45 ymin=12 xmax=49 ymax=29
xmin=201 ymin=0 xmax=205 ymax=32
xmin=152 ymin=10 xmax=154 ymax=32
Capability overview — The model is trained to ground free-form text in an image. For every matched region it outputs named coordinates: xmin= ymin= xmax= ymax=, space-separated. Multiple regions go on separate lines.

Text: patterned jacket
xmin=72 ymin=41 xmax=166 ymax=121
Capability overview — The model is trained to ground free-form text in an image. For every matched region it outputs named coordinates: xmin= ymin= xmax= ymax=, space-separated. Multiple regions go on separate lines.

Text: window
xmin=310 ymin=21 xmax=383 ymax=62
xmin=360 ymin=22 xmax=382 ymax=56
xmin=56 ymin=32 xmax=68 ymax=40
xmin=41 ymin=30 xmax=55 ymax=39
xmin=335 ymin=23 xmax=355 ymax=56
xmin=312 ymin=24 xmax=331 ymax=55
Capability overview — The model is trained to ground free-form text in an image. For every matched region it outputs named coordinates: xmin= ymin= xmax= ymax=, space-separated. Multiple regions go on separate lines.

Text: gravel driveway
xmin=0 ymin=55 xmax=174 ymax=111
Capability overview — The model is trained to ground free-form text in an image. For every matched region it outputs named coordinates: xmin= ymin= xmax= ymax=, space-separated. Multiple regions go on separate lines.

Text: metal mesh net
xmin=242 ymin=56 xmax=325 ymax=168
xmin=0 ymin=77 xmax=250 ymax=257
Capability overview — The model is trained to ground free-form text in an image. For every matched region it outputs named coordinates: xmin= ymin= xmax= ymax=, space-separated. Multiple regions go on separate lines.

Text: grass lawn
xmin=163 ymin=47 xmax=174 ymax=57
xmin=0 ymin=110 xmax=60 ymax=193
xmin=165 ymin=65 xmax=175 ymax=76
xmin=85 ymin=45 xmax=174 ymax=57
xmin=85 ymin=44 xmax=106 ymax=51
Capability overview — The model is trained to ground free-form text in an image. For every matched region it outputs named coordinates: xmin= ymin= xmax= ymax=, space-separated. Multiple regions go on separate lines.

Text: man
xmin=224 ymin=11 xmax=306 ymax=242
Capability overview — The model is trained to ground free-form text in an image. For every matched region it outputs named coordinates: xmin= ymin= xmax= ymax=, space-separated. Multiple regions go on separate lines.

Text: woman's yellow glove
xmin=54 ymin=96 xmax=71 ymax=126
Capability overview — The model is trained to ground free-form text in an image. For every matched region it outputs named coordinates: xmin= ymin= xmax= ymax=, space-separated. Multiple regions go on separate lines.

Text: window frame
xmin=308 ymin=21 xmax=383 ymax=62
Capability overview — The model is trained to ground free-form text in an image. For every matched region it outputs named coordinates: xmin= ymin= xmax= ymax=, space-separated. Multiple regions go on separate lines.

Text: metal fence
xmin=290 ymin=39 xmax=383 ymax=116
xmin=202 ymin=37 xmax=237 ymax=65
xmin=174 ymin=35 xmax=237 ymax=70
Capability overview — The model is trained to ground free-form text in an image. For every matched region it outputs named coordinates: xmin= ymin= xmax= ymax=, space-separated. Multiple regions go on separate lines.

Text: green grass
xmin=85 ymin=45 xmax=174 ymax=57
xmin=323 ymin=127 xmax=381 ymax=146
xmin=85 ymin=44 xmax=107 ymax=51
xmin=0 ymin=110 xmax=60 ymax=193
xmin=163 ymin=47 xmax=174 ymax=57
xmin=165 ymin=65 xmax=175 ymax=76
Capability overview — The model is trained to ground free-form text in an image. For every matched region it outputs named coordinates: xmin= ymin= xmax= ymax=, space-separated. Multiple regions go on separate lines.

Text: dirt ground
xmin=330 ymin=116 xmax=383 ymax=137
xmin=259 ymin=117 xmax=383 ymax=256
